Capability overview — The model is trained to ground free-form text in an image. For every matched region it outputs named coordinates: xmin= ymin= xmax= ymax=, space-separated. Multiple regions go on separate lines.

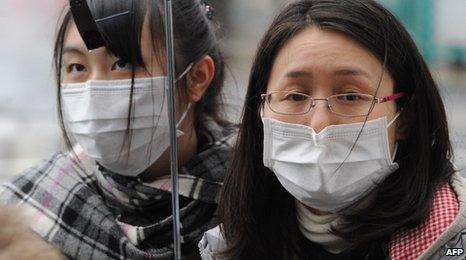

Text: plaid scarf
xmin=0 ymin=118 xmax=235 ymax=259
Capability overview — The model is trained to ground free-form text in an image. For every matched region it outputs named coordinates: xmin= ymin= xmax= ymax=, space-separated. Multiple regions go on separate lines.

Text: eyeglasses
xmin=260 ymin=91 xmax=406 ymax=117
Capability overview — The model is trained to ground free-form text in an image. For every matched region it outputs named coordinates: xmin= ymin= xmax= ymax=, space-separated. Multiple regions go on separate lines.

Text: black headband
xmin=69 ymin=0 xmax=106 ymax=50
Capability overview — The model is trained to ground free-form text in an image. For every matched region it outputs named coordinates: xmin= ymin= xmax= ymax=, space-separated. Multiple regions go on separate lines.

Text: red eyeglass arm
xmin=377 ymin=92 xmax=406 ymax=103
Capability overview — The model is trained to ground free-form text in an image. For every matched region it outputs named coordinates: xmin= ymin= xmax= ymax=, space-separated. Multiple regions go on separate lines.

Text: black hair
xmin=219 ymin=0 xmax=454 ymax=258
xmin=53 ymin=0 xmax=228 ymax=155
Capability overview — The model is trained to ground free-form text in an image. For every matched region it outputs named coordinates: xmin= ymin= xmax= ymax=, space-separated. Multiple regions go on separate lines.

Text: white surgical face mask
xmin=262 ymin=115 xmax=400 ymax=213
xmin=61 ymin=66 xmax=193 ymax=176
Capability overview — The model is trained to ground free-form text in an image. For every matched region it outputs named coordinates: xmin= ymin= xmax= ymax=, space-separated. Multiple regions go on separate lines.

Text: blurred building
xmin=0 ymin=0 xmax=65 ymax=180
xmin=380 ymin=0 xmax=466 ymax=68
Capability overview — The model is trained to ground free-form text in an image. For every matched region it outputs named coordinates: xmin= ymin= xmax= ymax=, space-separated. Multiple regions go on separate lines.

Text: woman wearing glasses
xmin=200 ymin=0 xmax=466 ymax=259
xmin=0 ymin=0 xmax=235 ymax=259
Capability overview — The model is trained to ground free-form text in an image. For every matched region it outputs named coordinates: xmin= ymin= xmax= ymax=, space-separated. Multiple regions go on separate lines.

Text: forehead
xmin=63 ymin=18 xmax=164 ymax=73
xmin=63 ymin=19 xmax=152 ymax=50
xmin=63 ymin=17 xmax=158 ymax=62
xmin=64 ymin=21 xmax=86 ymax=48
xmin=269 ymin=27 xmax=383 ymax=81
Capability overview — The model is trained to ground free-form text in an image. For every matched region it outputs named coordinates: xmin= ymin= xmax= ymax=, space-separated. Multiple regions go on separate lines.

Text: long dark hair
xmin=53 ymin=0 xmax=227 ymax=153
xmin=219 ymin=0 xmax=454 ymax=258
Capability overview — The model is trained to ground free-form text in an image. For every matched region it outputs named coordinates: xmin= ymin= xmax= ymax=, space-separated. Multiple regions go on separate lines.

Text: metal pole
xmin=164 ymin=0 xmax=182 ymax=259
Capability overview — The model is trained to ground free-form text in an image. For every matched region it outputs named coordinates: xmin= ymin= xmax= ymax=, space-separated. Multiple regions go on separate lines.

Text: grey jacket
xmin=199 ymin=172 xmax=466 ymax=260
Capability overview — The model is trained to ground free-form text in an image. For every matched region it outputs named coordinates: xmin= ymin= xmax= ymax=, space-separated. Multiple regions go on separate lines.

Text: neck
xmin=308 ymin=206 xmax=330 ymax=216
xmin=296 ymin=201 xmax=351 ymax=254
xmin=139 ymin=114 xmax=198 ymax=182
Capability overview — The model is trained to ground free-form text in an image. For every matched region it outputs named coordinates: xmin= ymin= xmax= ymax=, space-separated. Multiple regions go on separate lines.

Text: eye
xmin=284 ymin=92 xmax=309 ymax=102
xmin=67 ymin=63 xmax=87 ymax=74
xmin=336 ymin=93 xmax=373 ymax=103
xmin=340 ymin=94 xmax=361 ymax=102
xmin=112 ymin=59 xmax=132 ymax=71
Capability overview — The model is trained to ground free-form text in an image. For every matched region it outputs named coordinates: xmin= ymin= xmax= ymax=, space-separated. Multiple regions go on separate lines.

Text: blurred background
xmin=1 ymin=0 xmax=465 ymax=181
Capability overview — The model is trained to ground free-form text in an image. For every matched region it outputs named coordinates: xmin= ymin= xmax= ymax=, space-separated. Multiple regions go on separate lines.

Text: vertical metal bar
xmin=164 ymin=0 xmax=182 ymax=259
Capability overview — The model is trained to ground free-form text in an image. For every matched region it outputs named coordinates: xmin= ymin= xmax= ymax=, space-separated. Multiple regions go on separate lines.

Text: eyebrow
xmin=285 ymin=68 xmax=372 ymax=79
xmin=334 ymin=68 xmax=371 ymax=79
xmin=285 ymin=70 xmax=312 ymax=79
xmin=62 ymin=46 xmax=87 ymax=56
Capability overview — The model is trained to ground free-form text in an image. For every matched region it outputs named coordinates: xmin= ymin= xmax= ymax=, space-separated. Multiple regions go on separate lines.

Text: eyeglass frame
xmin=260 ymin=91 xmax=406 ymax=117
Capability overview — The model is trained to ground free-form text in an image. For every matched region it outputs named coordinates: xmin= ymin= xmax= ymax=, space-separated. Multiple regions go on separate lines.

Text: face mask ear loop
xmin=175 ymin=63 xmax=194 ymax=82
xmin=387 ymin=112 xmax=401 ymax=129
xmin=391 ymin=142 xmax=399 ymax=162
xmin=176 ymin=102 xmax=192 ymax=128
xmin=387 ymin=112 xmax=401 ymax=162
xmin=172 ymin=62 xmax=194 ymax=129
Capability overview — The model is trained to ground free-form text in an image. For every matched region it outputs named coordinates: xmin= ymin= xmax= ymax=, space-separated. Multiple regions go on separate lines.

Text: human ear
xmin=186 ymin=55 xmax=215 ymax=102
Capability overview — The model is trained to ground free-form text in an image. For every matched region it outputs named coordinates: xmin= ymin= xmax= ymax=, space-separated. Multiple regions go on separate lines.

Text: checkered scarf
xmin=389 ymin=182 xmax=459 ymax=259
xmin=0 ymin=118 xmax=236 ymax=259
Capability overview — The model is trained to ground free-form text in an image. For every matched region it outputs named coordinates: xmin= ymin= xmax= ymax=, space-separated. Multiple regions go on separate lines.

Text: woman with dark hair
xmin=200 ymin=0 xmax=466 ymax=259
xmin=0 ymin=0 xmax=235 ymax=259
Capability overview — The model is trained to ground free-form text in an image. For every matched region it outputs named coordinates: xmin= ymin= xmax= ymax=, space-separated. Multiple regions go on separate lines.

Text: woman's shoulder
xmin=199 ymin=226 xmax=228 ymax=260
xmin=0 ymin=151 xmax=113 ymax=254
xmin=427 ymin=172 xmax=466 ymax=258
xmin=0 ymin=151 xmax=98 ymax=206
xmin=413 ymin=172 xmax=466 ymax=259
xmin=0 ymin=206 xmax=64 ymax=259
